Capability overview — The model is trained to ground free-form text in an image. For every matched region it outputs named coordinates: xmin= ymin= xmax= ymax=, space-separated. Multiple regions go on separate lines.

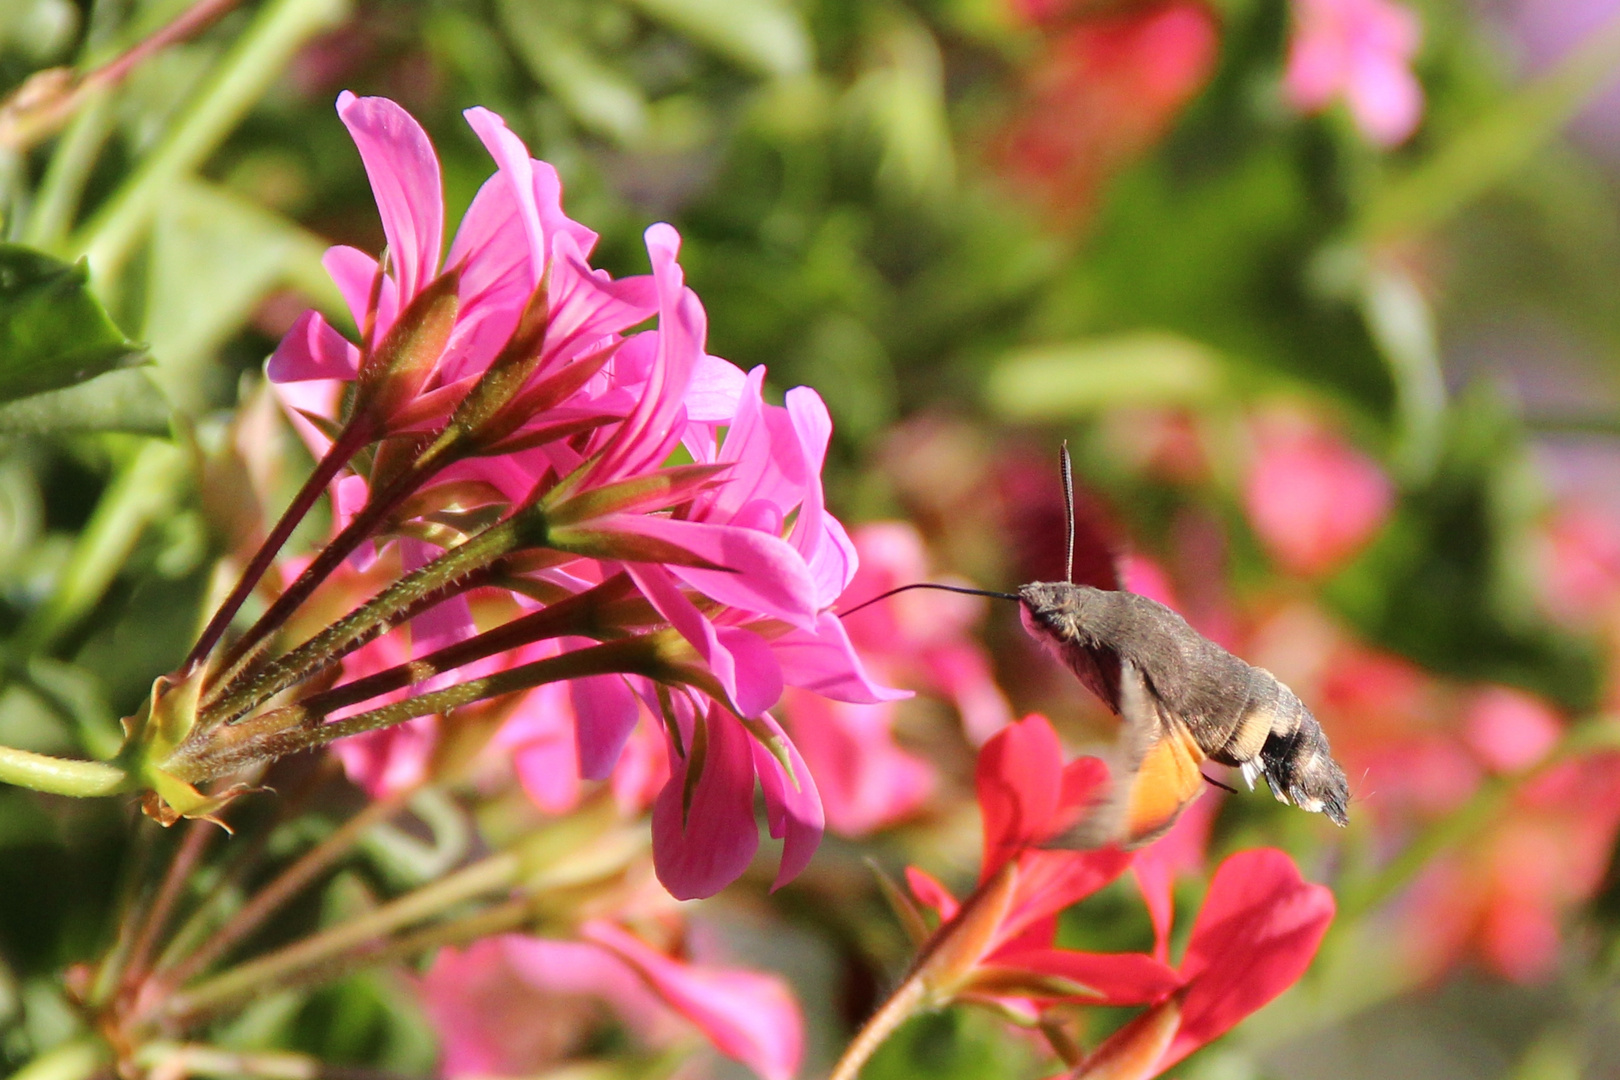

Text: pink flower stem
xmin=198 ymin=492 xmax=552 ymax=728
xmin=185 ymin=420 xmax=372 ymax=671
xmin=199 ymin=433 xmax=467 ymax=706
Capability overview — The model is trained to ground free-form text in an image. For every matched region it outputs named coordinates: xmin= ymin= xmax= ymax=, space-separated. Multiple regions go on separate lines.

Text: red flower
xmin=1073 ymin=850 xmax=1336 ymax=1078
xmin=903 ymin=716 xmax=1180 ymax=1016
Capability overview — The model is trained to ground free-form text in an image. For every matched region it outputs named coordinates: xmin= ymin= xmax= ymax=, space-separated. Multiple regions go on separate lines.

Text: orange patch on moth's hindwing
xmin=1124 ymin=722 xmax=1206 ymax=844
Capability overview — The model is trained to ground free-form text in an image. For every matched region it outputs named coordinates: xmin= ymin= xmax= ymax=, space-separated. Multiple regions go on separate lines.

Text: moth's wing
xmin=1060 ymin=659 xmax=1208 ymax=849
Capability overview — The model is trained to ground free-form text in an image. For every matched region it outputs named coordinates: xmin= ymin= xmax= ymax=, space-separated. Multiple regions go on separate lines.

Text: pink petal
xmin=322 ymin=244 xmax=396 ymax=339
xmin=602 ymin=513 xmax=818 ymax=631
xmin=773 ymin=613 xmax=911 ymax=704
xmin=749 ymin=711 xmax=824 ymax=889
xmin=651 ymin=702 xmax=760 ymax=899
xmin=336 ymin=92 xmax=444 ymax=302
xmin=582 ymin=920 xmax=804 ymax=1080
xmin=1167 ymin=849 xmax=1335 ymax=1068
xmin=999 ymin=847 xmax=1133 ymax=947
xmin=716 ymin=626 xmax=784 ymax=718
xmin=688 ymin=354 xmax=750 ymax=422
xmin=572 ymin=670 xmax=642 ymax=780
xmin=267 ymin=310 xmax=360 ymax=383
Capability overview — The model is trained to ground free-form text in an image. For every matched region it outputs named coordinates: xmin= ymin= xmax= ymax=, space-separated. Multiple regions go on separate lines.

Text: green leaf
xmin=1362 ymin=13 xmax=1620 ymax=240
xmin=0 ymin=244 xmax=143 ymax=405
xmin=623 ymin=0 xmax=811 ymax=78
xmin=0 ymin=369 xmax=171 ymax=436
xmin=985 ymin=331 xmax=1225 ymax=420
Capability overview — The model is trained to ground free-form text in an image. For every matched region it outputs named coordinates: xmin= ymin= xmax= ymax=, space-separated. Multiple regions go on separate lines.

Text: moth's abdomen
xmin=1218 ymin=679 xmax=1349 ymax=826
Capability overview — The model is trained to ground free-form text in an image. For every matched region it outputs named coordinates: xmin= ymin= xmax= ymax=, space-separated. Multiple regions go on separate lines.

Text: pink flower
xmin=251 ymin=93 xmax=897 ymax=901
xmin=1284 ymin=0 xmax=1424 ymax=146
xmin=1404 ymin=753 xmax=1620 ymax=983
xmin=420 ymin=925 xmax=803 ymax=1080
xmin=1462 ymin=686 xmax=1563 ymax=775
xmin=1244 ymin=411 xmax=1393 ymax=577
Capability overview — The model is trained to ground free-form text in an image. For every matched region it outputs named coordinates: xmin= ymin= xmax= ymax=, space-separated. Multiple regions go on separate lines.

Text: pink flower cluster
xmin=266 ymin=93 xmax=902 ymax=902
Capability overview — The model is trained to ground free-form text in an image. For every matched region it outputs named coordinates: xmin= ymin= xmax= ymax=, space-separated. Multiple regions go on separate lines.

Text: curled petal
xmin=267 ymin=310 xmax=359 ymax=384
xmin=905 ymin=864 xmax=960 ymax=922
xmin=749 ymin=711 xmax=823 ymax=889
xmin=336 ymin=91 xmax=443 ymax=303
xmin=986 ymin=947 xmax=1182 ymax=1005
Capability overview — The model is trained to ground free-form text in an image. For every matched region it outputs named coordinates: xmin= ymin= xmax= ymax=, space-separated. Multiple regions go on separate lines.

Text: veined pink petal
xmin=688 ymin=354 xmax=750 ymax=422
xmin=582 ymin=920 xmax=804 ymax=1080
xmin=602 ymin=513 xmax=818 ymax=631
xmin=749 ymin=711 xmax=824 ymax=889
xmin=626 ymin=563 xmax=743 ymax=710
xmin=572 ymin=669 xmax=642 ymax=780
xmin=1165 ymin=849 xmax=1335 ymax=1068
xmin=444 ymin=170 xmax=530 ymax=304
xmin=651 ymin=703 xmax=761 ymax=899
xmin=322 ymin=244 xmax=395 ymax=338
xmin=267 ymin=310 xmax=359 ymax=384
xmin=336 ymin=92 xmax=444 ymax=303
xmin=773 ymin=613 xmax=910 ymax=704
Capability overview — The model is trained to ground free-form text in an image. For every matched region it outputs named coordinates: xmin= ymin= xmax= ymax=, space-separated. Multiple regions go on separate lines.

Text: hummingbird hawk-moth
xmin=845 ymin=445 xmax=1350 ymax=846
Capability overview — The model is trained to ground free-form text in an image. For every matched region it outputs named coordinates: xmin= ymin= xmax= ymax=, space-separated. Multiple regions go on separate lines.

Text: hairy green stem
xmin=0 ymin=743 xmax=131 ymax=796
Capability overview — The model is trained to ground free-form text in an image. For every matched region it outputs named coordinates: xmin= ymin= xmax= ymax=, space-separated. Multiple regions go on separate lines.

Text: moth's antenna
xmin=1061 ymin=441 xmax=1076 ymax=584
xmin=839 ymin=582 xmax=1021 ymax=618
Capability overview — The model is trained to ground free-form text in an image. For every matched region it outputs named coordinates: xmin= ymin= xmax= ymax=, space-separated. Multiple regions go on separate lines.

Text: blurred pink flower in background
xmin=1284 ymin=0 xmax=1424 ymax=146
xmin=421 ymin=922 xmax=804 ymax=1080
xmin=1533 ymin=500 xmax=1620 ymax=629
xmin=1404 ymin=752 xmax=1620 ymax=983
xmin=1244 ymin=411 xmax=1394 ymax=577
xmin=1462 ymin=686 xmax=1563 ymax=775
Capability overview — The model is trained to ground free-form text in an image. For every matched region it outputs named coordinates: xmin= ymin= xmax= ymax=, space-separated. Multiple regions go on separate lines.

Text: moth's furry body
xmin=1018 ymin=581 xmax=1349 ymax=841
